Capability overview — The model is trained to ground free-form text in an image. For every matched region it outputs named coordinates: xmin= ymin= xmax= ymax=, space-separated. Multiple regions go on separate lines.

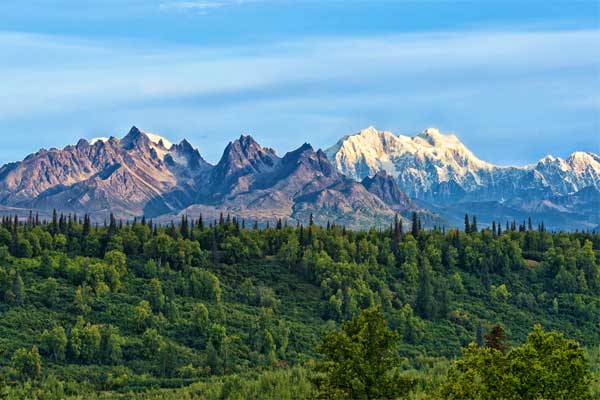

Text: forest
xmin=0 ymin=210 xmax=598 ymax=399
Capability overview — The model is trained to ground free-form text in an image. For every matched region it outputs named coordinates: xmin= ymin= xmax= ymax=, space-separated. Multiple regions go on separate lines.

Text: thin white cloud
xmin=159 ymin=0 xmax=257 ymax=13
xmin=0 ymin=28 xmax=597 ymax=118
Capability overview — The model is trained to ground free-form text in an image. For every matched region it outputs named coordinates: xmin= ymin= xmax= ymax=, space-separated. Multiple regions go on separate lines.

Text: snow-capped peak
xmin=416 ymin=128 xmax=462 ymax=147
xmin=144 ymin=132 xmax=173 ymax=150
xmin=89 ymin=137 xmax=109 ymax=145
xmin=539 ymin=155 xmax=558 ymax=163
xmin=326 ymin=126 xmax=600 ymax=201
xmin=567 ymin=151 xmax=600 ymax=173
xmin=358 ymin=126 xmax=381 ymax=136
xmin=326 ymin=126 xmax=492 ymax=185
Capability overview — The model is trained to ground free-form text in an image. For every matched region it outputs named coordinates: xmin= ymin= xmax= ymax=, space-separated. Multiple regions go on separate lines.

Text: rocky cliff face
xmin=361 ymin=170 xmax=411 ymax=211
xmin=178 ymin=138 xmax=414 ymax=229
xmin=0 ymin=128 xmax=416 ymax=229
xmin=0 ymin=127 xmax=210 ymax=218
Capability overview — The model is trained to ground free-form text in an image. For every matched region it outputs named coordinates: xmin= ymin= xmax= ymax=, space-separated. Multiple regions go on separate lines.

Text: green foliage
xmin=191 ymin=302 xmax=211 ymax=343
xmin=314 ymin=307 xmax=414 ymax=399
xmin=132 ymin=300 xmax=154 ymax=332
xmin=0 ymin=213 xmax=598 ymax=397
xmin=9 ymin=346 xmax=42 ymax=381
xmin=70 ymin=318 xmax=102 ymax=363
xmin=40 ymin=326 xmax=67 ymax=361
xmin=490 ymin=283 xmax=511 ymax=303
xmin=440 ymin=324 xmax=593 ymax=399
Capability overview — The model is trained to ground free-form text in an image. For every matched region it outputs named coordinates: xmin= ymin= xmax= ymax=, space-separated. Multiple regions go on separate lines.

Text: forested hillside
xmin=0 ymin=211 xmax=598 ymax=398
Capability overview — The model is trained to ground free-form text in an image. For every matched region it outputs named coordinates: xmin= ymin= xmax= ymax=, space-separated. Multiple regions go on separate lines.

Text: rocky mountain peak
xmin=121 ymin=126 xmax=151 ymax=150
xmin=281 ymin=143 xmax=322 ymax=168
xmin=120 ymin=126 xmax=175 ymax=152
xmin=296 ymin=142 xmax=314 ymax=153
xmin=568 ymin=151 xmax=600 ymax=171
xmin=166 ymin=139 xmax=209 ymax=171
xmin=217 ymin=135 xmax=278 ymax=173
xmin=177 ymin=138 xmax=194 ymax=151
xmin=206 ymin=135 xmax=280 ymax=199
xmin=361 ymin=170 xmax=411 ymax=209
xmin=415 ymin=128 xmax=463 ymax=148
xmin=76 ymin=138 xmax=91 ymax=148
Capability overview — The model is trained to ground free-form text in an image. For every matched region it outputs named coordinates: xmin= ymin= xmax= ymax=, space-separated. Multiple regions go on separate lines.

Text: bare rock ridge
xmin=0 ymin=127 xmax=417 ymax=229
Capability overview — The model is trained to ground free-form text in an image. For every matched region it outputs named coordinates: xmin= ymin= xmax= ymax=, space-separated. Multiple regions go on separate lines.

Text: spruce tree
xmin=415 ymin=258 xmax=435 ymax=319
xmin=412 ymin=212 xmax=419 ymax=237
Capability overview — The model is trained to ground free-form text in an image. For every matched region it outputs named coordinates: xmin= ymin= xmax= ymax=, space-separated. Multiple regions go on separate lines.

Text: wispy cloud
xmin=159 ymin=0 xmax=257 ymax=13
xmin=1 ymin=29 xmax=597 ymax=115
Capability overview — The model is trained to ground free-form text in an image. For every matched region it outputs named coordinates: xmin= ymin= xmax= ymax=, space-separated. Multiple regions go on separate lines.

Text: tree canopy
xmin=314 ymin=307 xmax=413 ymax=399
xmin=441 ymin=324 xmax=593 ymax=399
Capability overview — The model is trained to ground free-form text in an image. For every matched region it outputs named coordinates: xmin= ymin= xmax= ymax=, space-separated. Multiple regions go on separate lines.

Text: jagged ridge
xmin=0 ymin=128 xmax=417 ymax=229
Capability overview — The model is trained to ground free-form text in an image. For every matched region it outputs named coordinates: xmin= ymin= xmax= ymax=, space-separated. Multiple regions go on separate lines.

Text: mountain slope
xmin=361 ymin=170 xmax=411 ymax=211
xmin=205 ymin=135 xmax=279 ymax=201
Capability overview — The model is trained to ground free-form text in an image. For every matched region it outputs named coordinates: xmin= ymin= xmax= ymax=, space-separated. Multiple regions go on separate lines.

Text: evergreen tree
xmin=180 ymin=215 xmax=189 ymax=239
xmin=412 ymin=212 xmax=420 ymax=237
xmin=415 ymin=258 xmax=435 ymax=319
xmin=11 ymin=271 xmax=24 ymax=305
xmin=82 ymin=214 xmax=91 ymax=237
xmin=475 ymin=322 xmax=485 ymax=347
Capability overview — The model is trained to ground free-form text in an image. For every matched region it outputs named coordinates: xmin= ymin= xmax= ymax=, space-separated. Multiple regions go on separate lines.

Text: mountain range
xmin=326 ymin=127 xmax=600 ymax=230
xmin=0 ymin=126 xmax=598 ymax=230
xmin=0 ymin=127 xmax=430 ymax=229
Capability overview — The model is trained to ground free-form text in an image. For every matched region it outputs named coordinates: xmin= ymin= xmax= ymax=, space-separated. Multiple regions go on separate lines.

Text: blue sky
xmin=0 ymin=0 xmax=599 ymax=165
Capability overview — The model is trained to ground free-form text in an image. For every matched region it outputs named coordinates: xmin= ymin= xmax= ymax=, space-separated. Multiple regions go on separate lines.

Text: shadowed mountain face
xmin=180 ymin=139 xmax=415 ymax=229
xmin=205 ymin=135 xmax=279 ymax=201
xmin=361 ymin=170 xmax=411 ymax=211
xmin=0 ymin=128 xmax=416 ymax=229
